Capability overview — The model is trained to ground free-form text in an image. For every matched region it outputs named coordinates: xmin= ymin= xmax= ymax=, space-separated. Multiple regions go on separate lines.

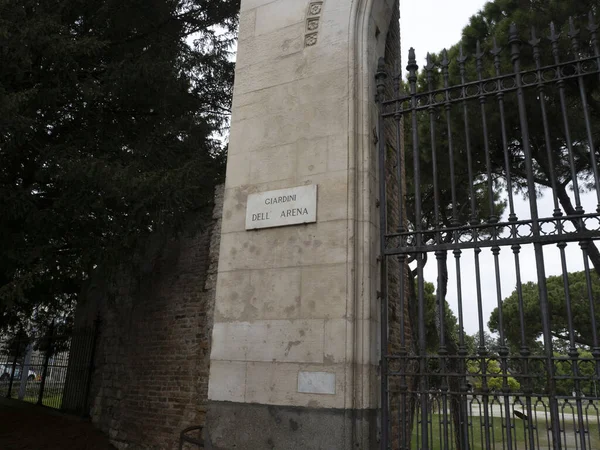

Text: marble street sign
xmin=245 ymin=185 xmax=317 ymax=230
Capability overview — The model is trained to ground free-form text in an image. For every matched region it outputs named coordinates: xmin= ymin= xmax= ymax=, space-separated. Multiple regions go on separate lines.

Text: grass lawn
xmin=2 ymin=381 xmax=64 ymax=409
xmin=410 ymin=414 xmax=600 ymax=450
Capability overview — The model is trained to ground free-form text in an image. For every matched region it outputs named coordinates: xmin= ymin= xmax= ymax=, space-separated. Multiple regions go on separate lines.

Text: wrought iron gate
xmin=377 ymin=13 xmax=600 ymax=450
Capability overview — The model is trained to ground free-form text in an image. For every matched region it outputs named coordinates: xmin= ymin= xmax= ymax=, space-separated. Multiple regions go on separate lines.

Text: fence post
xmin=37 ymin=323 xmax=54 ymax=406
xmin=18 ymin=344 xmax=33 ymax=401
xmin=6 ymin=337 xmax=22 ymax=399
xmin=83 ymin=315 xmax=101 ymax=416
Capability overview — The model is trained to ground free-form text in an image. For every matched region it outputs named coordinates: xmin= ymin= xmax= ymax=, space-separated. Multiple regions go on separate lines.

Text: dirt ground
xmin=0 ymin=398 xmax=114 ymax=450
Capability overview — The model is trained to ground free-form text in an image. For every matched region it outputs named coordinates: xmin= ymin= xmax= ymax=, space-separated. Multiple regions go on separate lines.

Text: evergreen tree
xmin=0 ymin=0 xmax=239 ymax=331
xmin=489 ymin=271 xmax=600 ymax=349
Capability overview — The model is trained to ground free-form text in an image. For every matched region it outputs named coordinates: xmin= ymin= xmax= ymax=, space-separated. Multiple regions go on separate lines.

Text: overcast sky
xmin=400 ymin=0 xmax=489 ymax=66
xmin=400 ymin=0 xmax=596 ymax=336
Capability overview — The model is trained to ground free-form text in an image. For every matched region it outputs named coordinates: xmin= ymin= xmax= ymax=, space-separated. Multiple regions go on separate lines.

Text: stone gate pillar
xmin=206 ymin=1 xmax=398 ymax=448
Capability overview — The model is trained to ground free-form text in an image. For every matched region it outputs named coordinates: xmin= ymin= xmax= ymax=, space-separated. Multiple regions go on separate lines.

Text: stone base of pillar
xmin=204 ymin=401 xmax=377 ymax=450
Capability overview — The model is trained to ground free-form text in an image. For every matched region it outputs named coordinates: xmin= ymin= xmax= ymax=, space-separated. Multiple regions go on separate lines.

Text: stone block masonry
xmin=205 ymin=0 xmax=401 ymax=449
xmin=76 ymin=186 xmax=223 ymax=450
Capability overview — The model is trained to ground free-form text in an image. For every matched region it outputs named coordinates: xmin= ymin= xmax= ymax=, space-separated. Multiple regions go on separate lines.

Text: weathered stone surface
xmin=208 ymin=1 xmax=400 ymax=449
xmin=204 ymin=401 xmax=376 ymax=450
xmin=297 ymin=371 xmax=336 ymax=394
xmin=211 ymin=319 xmax=325 ymax=363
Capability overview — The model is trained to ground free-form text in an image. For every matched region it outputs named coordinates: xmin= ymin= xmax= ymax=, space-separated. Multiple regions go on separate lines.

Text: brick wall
xmin=78 ymin=185 xmax=223 ymax=450
xmin=381 ymin=4 xmax=417 ymax=448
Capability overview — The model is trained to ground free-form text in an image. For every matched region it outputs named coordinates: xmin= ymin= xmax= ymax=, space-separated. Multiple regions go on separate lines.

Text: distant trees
xmin=467 ymin=358 xmax=521 ymax=392
xmin=489 ymin=271 xmax=600 ymax=349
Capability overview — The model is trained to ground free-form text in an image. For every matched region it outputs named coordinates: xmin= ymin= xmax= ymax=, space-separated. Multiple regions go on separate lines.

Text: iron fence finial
xmin=441 ymin=49 xmax=449 ymax=68
xmin=376 ymin=56 xmax=386 ymax=74
xmin=475 ymin=40 xmax=484 ymax=60
xmin=588 ymin=11 xmax=598 ymax=32
xmin=568 ymin=16 xmax=581 ymax=54
xmin=425 ymin=53 xmax=435 ymax=91
xmin=549 ymin=21 xmax=560 ymax=42
xmin=424 ymin=53 xmax=435 ymax=72
xmin=529 ymin=26 xmax=540 ymax=48
xmin=568 ymin=16 xmax=580 ymax=39
xmin=508 ymin=22 xmax=519 ymax=45
xmin=406 ymin=47 xmax=417 ymax=68
xmin=490 ymin=36 xmax=501 ymax=57
xmin=491 ymin=36 xmax=503 ymax=76
xmin=441 ymin=49 xmax=450 ymax=85
xmin=475 ymin=41 xmax=484 ymax=79
xmin=375 ymin=57 xmax=387 ymax=103
xmin=457 ymin=44 xmax=467 ymax=64
xmin=406 ymin=48 xmax=418 ymax=83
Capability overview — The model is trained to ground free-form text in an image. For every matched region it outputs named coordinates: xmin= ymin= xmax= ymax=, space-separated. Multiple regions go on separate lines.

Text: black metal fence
xmin=377 ymin=11 xmax=600 ymax=450
xmin=0 ymin=324 xmax=98 ymax=414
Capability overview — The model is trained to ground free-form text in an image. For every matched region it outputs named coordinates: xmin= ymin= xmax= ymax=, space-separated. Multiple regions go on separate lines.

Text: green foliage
xmin=2 ymin=328 xmax=31 ymax=358
xmin=423 ymin=281 xmax=460 ymax=352
xmin=404 ymin=0 xmax=600 ymax=272
xmin=554 ymin=351 xmax=598 ymax=396
xmin=0 ymin=0 xmax=239 ymax=330
xmin=489 ymin=271 xmax=600 ymax=348
xmin=466 ymin=331 xmax=502 ymax=355
xmin=467 ymin=358 xmax=521 ymax=392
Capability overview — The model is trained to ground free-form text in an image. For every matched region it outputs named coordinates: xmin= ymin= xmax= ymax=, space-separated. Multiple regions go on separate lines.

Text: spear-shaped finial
xmin=529 ymin=26 xmax=541 ymax=48
xmin=568 ymin=16 xmax=581 ymax=53
xmin=475 ymin=40 xmax=484 ymax=60
xmin=457 ymin=44 xmax=467 ymax=63
xmin=529 ymin=26 xmax=541 ymax=66
xmin=425 ymin=53 xmax=435 ymax=89
xmin=375 ymin=57 xmax=387 ymax=102
xmin=549 ymin=21 xmax=560 ymax=42
xmin=376 ymin=56 xmax=386 ymax=76
xmin=490 ymin=36 xmax=501 ymax=57
xmin=424 ymin=52 xmax=435 ymax=72
xmin=474 ymin=40 xmax=484 ymax=78
xmin=441 ymin=48 xmax=449 ymax=68
xmin=509 ymin=23 xmax=521 ymax=62
xmin=588 ymin=11 xmax=598 ymax=32
xmin=567 ymin=16 xmax=580 ymax=38
xmin=490 ymin=36 xmax=502 ymax=75
xmin=508 ymin=22 xmax=519 ymax=44
xmin=548 ymin=22 xmax=562 ymax=63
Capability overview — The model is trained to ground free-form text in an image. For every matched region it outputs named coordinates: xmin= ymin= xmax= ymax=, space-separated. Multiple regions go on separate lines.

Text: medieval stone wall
xmin=381 ymin=3 xmax=415 ymax=448
xmin=82 ymin=186 xmax=223 ymax=450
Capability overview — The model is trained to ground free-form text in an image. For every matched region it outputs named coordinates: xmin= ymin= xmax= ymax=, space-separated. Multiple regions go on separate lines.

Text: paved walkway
xmin=0 ymin=398 xmax=114 ymax=450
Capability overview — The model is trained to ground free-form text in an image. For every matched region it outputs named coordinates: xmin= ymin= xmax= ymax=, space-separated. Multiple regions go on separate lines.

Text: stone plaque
xmin=297 ymin=371 xmax=335 ymax=395
xmin=245 ymin=185 xmax=317 ymax=230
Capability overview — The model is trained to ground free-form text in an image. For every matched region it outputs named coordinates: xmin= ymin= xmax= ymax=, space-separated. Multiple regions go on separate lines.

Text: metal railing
xmin=0 ymin=323 xmax=98 ymax=414
xmin=377 ymin=11 xmax=600 ymax=450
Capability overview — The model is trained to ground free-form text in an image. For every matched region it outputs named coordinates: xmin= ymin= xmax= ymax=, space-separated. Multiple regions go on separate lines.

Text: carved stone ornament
xmin=305 ymin=33 xmax=318 ymax=47
xmin=308 ymin=2 xmax=322 ymax=16
xmin=305 ymin=2 xmax=324 ymax=47
xmin=307 ymin=18 xmax=319 ymax=31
